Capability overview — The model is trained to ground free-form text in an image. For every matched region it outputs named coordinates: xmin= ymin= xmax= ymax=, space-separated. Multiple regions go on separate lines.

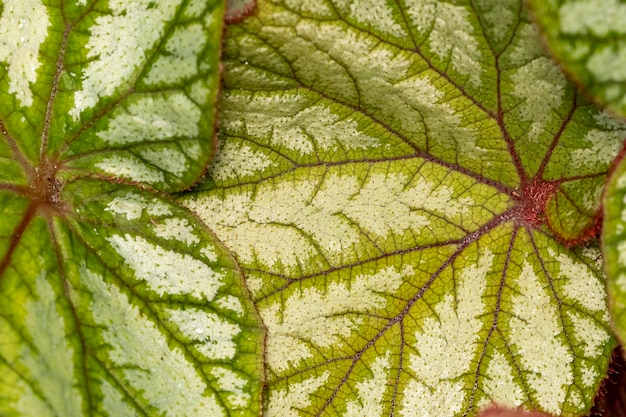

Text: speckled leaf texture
xmin=182 ymin=0 xmax=626 ymax=416
xmin=603 ymin=156 xmax=626 ymax=347
xmin=530 ymin=0 xmax=626 ymax=117
xmin=0 ymin=1 xmax=264 ymax=416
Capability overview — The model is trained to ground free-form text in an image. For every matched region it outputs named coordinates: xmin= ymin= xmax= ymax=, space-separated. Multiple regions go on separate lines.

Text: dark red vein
xmin=306 ymin=209 xmax=517 ymax=416
xmin=0 ymin=204 xmax=36 ymax=281
xmin=40 ymin=22 xmax=73 ymax=160
xmin=0 ymin=119 xmax=33 ymax=178
xmin=464 ymin=226 xmax=519 ymax=416
xmin=535 ymin=92 xmax=578 ymax=180
xmin=47 ymin=217 xmax=94 ymax=414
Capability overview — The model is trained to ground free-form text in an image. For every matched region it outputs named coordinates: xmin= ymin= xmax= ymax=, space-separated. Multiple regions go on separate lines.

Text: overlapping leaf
xmin=530 ymin=0 xmax=626 ymax=118
xmin=0 ymin=1 xmax=264 ymax=416
xmin=183 ymin=0 xmax=626 ymax=416
xmin=603 ymin=156 xmax=626 ymax=345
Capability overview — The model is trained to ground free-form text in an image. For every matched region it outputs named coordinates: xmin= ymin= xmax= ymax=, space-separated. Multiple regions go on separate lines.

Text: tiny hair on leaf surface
xmin=530 ymin=0 xmax=626 ymax=118
xmin=0 ymin=1 xmax=264 ymax=416
xmin=181 ymin=0 xmax=626 ymax=416
xmin=588 ymin=347 xmax=626 ymax=417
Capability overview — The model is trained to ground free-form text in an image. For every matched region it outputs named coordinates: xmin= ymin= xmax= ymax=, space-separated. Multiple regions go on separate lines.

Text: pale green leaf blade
xmin=0 ymin=180 xmax=265 ymax=416
xmin=182 ymin=0 xmax=622 ymax=416
xmin=530 ymin=0 xmax=626 ymax=117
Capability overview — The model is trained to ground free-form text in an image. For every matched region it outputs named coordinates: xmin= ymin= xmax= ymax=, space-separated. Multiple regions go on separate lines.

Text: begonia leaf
xmin=183 ymin=1 xmax=625 ymax=416
xmin=0 ymin=1 xmax=265 ymax=416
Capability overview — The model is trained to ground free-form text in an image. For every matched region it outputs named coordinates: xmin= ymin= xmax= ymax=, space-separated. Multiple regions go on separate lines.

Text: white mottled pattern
xmin=18 ymin=273 xmax=82 ymax=417
xmin=295 ymin=21 xmax=410 ymax=82
xmin=570 ymin=126 xmax=626 ymax=169
xmin=560 ymin=0 xmax=626 ymax=37
xmin=211 ymin=142 xmax=273 ymax=181
xmin=250 ymin=176 xmax=361 ymax=253
xmin=267 ymin=372 xmax=329 ymax=417
xmin=144 ymin=23 xmax=206 ymax=85
xmin=581 ymin=364 xmax=598 ymax=386
xmin=186 ymin=191 xmax=317 ymax=270
xmin=405 ymin=0 xmax=482 ymax=86
xmin=293 ymin=20 xmax=479 ymax=151
xmin=200 ymin=245 xmax=219 ymax=263
xmin=596 ymin=110 xmax=626 ymax=130
xmin=107 ymin=234 xmax=224 ymax=300
xmin=80 ymin=266 xmax=224 ymax=416
xmin=95 ymin=155 xmax=165 ymax=184
xmin=263 ymin=266 xmax=409 ymax=373
xmin=97 ymin=94 xmax=201 ymax=145
xmin=283 ymin=0 xmax=333 ymax=15
xmin=555 ymin=252 xmax=608 ymax=312
xmin=15 ymin=380 xmax=50 ymax=417
xmin=474 ymin=0 xmax=515 ymax=42
xmin=71 ymin=0 xmax=181 ymax=118
xmin=401 ymin=380 xmax=465 ymax=417
xmin=392 ymin=75 xmax=484 ymax=157
xmin=344 ymin=352 xmax=391 ymax=416
xmin=147 ymin=199 xmax=172 ymax=216
xmin=346 ymin=0 xmax=405 ymax=37
xmin=581 ymin=183 xmax=605 ymax=212
xmin=101 ymin=379 xmax=139 ymax=417
xmin=223 ymin=96 xmax=379 ymax=153
xmin=105 ymin=193 xmax=173 ymax=220
xmin=216 ymin=295 xmax=245 ymax=316
xmin=211 ymin=367 xmax=250 ymax=408
xmin=618 ymin=241 xmax=626 ymax=268
xmin=153 ymin=218 xmax=200 ymax=245
xmin=190 ymin=79 xmax=212 ymax=105
xmin=483 ymin=351 xmax=524 ymax=407
xmin=586 ymin=46 xmax=626 ymax=83
xmin=186 ymin=0 xmax=207 ymax=17
xmin=244 ymin=272 xmax=264 ymax=296
xmin=342 ymin=173 xmax=430 ymax=238
xmin=568 ymin=390 xmax=585 ymax=410
xmin=344 ymin=174 xmax=472 ymax=236
xmin=105 ymin=194 xmax=146 ymax=220
xmin=0 ymin=0 xmax=50 ymax=107
xmin=138 ymin=148 xmax=189 ymax=176
xmin=508 ymin=24 xmax=546 ymax=66
xmin=511 ymin=57 xmax=566 ymax=141
xmin=581 ymin=246 xmax=603 ymax=270
xmin=567 ymin=311 xmax=609 ymax=359
xmin=509 ymin=261 xmax=572 ymax=415
xmin=166 ymin=308 xmax=240 ymax=360
xmin=401 ymin=250 xmax=493 ymax=417
xmin=188 ymin=171 xmax=473 ymax=270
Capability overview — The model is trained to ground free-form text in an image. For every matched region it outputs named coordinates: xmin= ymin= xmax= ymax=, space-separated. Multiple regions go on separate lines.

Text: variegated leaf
xmin=0 ymin=1 xmax=265 ymax=416
xmin=183 ymin=0 xmax=622 ymax=416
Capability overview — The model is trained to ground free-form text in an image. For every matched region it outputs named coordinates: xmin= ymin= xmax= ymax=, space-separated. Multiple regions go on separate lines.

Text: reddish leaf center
xmin=30 ymin=158 xmax=67 ymax=215
xmin=515 ymin=177 xmax=558 ymax=228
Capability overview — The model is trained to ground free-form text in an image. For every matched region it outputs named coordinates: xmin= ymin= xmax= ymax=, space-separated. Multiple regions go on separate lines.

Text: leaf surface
xmin=0 ymin=1 xmax=265 ymax=416
xmin=602 ymin=154 xmax=626 ymax=346
xmin=530 ymin=0 xmax=626 ymax=117
xmin=183 ymin=0 xmax=624 ymax=416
